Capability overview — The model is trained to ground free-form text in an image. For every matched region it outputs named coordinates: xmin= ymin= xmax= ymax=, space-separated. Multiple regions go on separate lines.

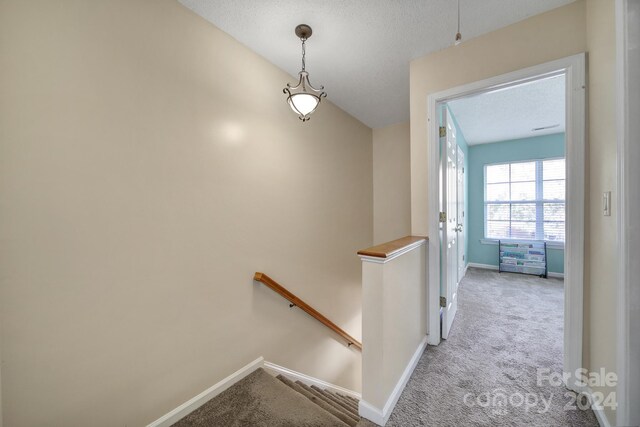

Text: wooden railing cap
xmin=357 ymin=235 xmax=428 ymax=259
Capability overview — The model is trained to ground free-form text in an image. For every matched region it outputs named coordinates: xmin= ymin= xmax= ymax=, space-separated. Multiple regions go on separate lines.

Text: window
xmin=485 ymin=158 xmax=565 ymax=242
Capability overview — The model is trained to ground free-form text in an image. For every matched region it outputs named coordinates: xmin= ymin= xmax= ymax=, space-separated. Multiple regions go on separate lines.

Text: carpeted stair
xmin=172 ymin=367 xmax=368 ymax=427
xmin=275 ymin=375 xmax=360 ymax=426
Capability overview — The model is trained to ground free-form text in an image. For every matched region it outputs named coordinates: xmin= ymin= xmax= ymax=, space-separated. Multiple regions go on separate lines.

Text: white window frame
xmin=482 ymin=157 xmax=565 ymax=248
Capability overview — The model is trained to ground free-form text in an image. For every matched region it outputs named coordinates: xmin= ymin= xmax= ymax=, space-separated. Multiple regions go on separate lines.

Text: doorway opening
xmin=439 ymin=74 xmax=566 ymax=339
xmin=427 ymin=54 xmax=586 ymax=392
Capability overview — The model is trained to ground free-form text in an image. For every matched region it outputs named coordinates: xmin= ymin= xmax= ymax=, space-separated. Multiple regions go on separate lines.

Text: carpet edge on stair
xmin=171 ymin=368 xmax=350 ymax=427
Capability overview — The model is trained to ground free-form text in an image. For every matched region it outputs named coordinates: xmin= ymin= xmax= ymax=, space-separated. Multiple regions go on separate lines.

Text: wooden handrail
xmin=253 ymin=272 xmax=362 ymax=351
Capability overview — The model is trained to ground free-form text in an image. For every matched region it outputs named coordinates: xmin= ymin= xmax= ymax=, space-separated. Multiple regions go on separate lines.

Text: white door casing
xmin=426 ymin=54 xmax=585 ymax=386
xmin=616 ymin=1 xmax=639 ymax=425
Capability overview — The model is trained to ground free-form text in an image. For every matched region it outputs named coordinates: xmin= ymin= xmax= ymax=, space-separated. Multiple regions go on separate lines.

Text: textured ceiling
xmin=178 ymin=0 xmax=574 ymax=128
xmin=447 ymin=75 xmax=566 ymax=145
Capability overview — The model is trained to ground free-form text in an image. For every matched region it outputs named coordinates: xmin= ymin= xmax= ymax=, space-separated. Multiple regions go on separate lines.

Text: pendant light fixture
xmin=455 ymin=0 xmax=462 ymax=45
xmin=283 ymin=24 xmax=326 ymax=122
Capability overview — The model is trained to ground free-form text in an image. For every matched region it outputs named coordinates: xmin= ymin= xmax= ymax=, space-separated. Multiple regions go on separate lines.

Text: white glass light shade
xmin=288 ymin=93 xmax=320 ymax=117
xmin=283 ymin=70 xmax=326 ymax=122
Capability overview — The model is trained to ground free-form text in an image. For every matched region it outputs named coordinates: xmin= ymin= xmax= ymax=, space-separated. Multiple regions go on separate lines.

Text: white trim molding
xmin=616 ymin=1 xmax=639 ymax=425
xmin=427 ymin=54 xmax=585 ymax=382
xmin=146 ymin=357 xmax=264 ymax=427
xmin=263 ymin=361 xmax=361 ymax=400
xmin=573 ymin=386 xmax=612 ymax=427
xmin=467 ymin=262 xmax=498 ymax=271
xmin=359 ymin=336 xmax=427 ymax=426
xmin=358 ymin=400 xmax=386 ymax=426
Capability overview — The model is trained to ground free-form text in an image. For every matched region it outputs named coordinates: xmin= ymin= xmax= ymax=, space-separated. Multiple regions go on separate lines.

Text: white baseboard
xmin=592 ymin=405 xmax=611 ymax=427
xmin=581 ymin=386 xmax=612 ymax=427
xmin=427 ymin=333 xmax=440 ymax=346
xmin=263 ymin=361 xmax=361 ymax=400
xmin=359 ymin=336 xmax=428 ymax=426
xmin=467 ymin=262 xmax=498 ymax=270
xmin=147 ymin=357 xmax=362 ymax=426
xmin=146 ymin=357 xmax=264 ymax=427
xmin=468 ymin=263 xmax=565 ymax=278
xmin=359 ymin=400 xmax=385 ymax=425
xmin=548 ymin=271 xmax=565 ymax=279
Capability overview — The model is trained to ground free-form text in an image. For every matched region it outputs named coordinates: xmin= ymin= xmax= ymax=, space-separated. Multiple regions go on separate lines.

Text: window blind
xmin=485 ymin=158 xmax=565 ymax=242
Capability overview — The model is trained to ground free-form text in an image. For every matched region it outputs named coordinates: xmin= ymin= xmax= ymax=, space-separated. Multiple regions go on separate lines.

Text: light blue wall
xmin=467 ymin=133 xmax=565 ymax=273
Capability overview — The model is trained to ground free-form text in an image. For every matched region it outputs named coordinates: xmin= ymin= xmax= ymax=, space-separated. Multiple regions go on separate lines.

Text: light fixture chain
xmin=301 ymin=37 xmax=306 ymax=71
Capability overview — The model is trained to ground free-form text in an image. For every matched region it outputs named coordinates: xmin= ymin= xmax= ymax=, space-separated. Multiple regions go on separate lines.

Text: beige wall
xmin=0 ymin=1 xmax=372 ymax=426
xmin=410 ymin=1 xmax=587 ymax=235
xmin=585 ymin=0 xmax=618 ymax=424
xmin=410 ymin=1 xmax=619 ymax=425
xmin=373 ymin=122 xmax=411 ymax=244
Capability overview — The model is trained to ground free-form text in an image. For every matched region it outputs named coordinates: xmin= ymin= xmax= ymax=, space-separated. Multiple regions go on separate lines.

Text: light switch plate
xmin=603 ymin=191 xmax=611 ymax=216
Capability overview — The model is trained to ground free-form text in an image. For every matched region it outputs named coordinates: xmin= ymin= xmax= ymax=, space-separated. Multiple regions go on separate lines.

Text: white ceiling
xmin=447 ymin=74 xmax=566 ymax=145
xmin=178 ymin=0 xmax=574 ymax=129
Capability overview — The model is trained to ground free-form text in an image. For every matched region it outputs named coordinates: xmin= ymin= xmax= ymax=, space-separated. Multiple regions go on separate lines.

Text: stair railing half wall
xmin=253 ymin=272 xmax=362 ymax=351
xmin=357 ymin=235 xmax=429 ymax=425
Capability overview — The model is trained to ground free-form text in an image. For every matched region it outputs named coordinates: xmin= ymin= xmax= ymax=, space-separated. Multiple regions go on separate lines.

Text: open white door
xmin=457 ymin=146 xmax=466 ymax=283
xmin=441 ymin=108 xmax=459 ymax=339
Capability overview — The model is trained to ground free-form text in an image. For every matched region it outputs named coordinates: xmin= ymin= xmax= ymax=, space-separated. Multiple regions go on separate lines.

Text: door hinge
xmin=440 ymin=296 xmax=446 ymax=307
xmin=439 ymin=126 xmax=446 ymax=137
xmin=463 ymin=255 xmax=465 ymax=261
xmin=439 ymin=212 xmax=447 ymax=223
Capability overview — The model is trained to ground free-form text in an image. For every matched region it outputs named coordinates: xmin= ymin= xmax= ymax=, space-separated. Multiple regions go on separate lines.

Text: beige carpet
xmin=378 ymin=268 xmax=599 ymax=427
